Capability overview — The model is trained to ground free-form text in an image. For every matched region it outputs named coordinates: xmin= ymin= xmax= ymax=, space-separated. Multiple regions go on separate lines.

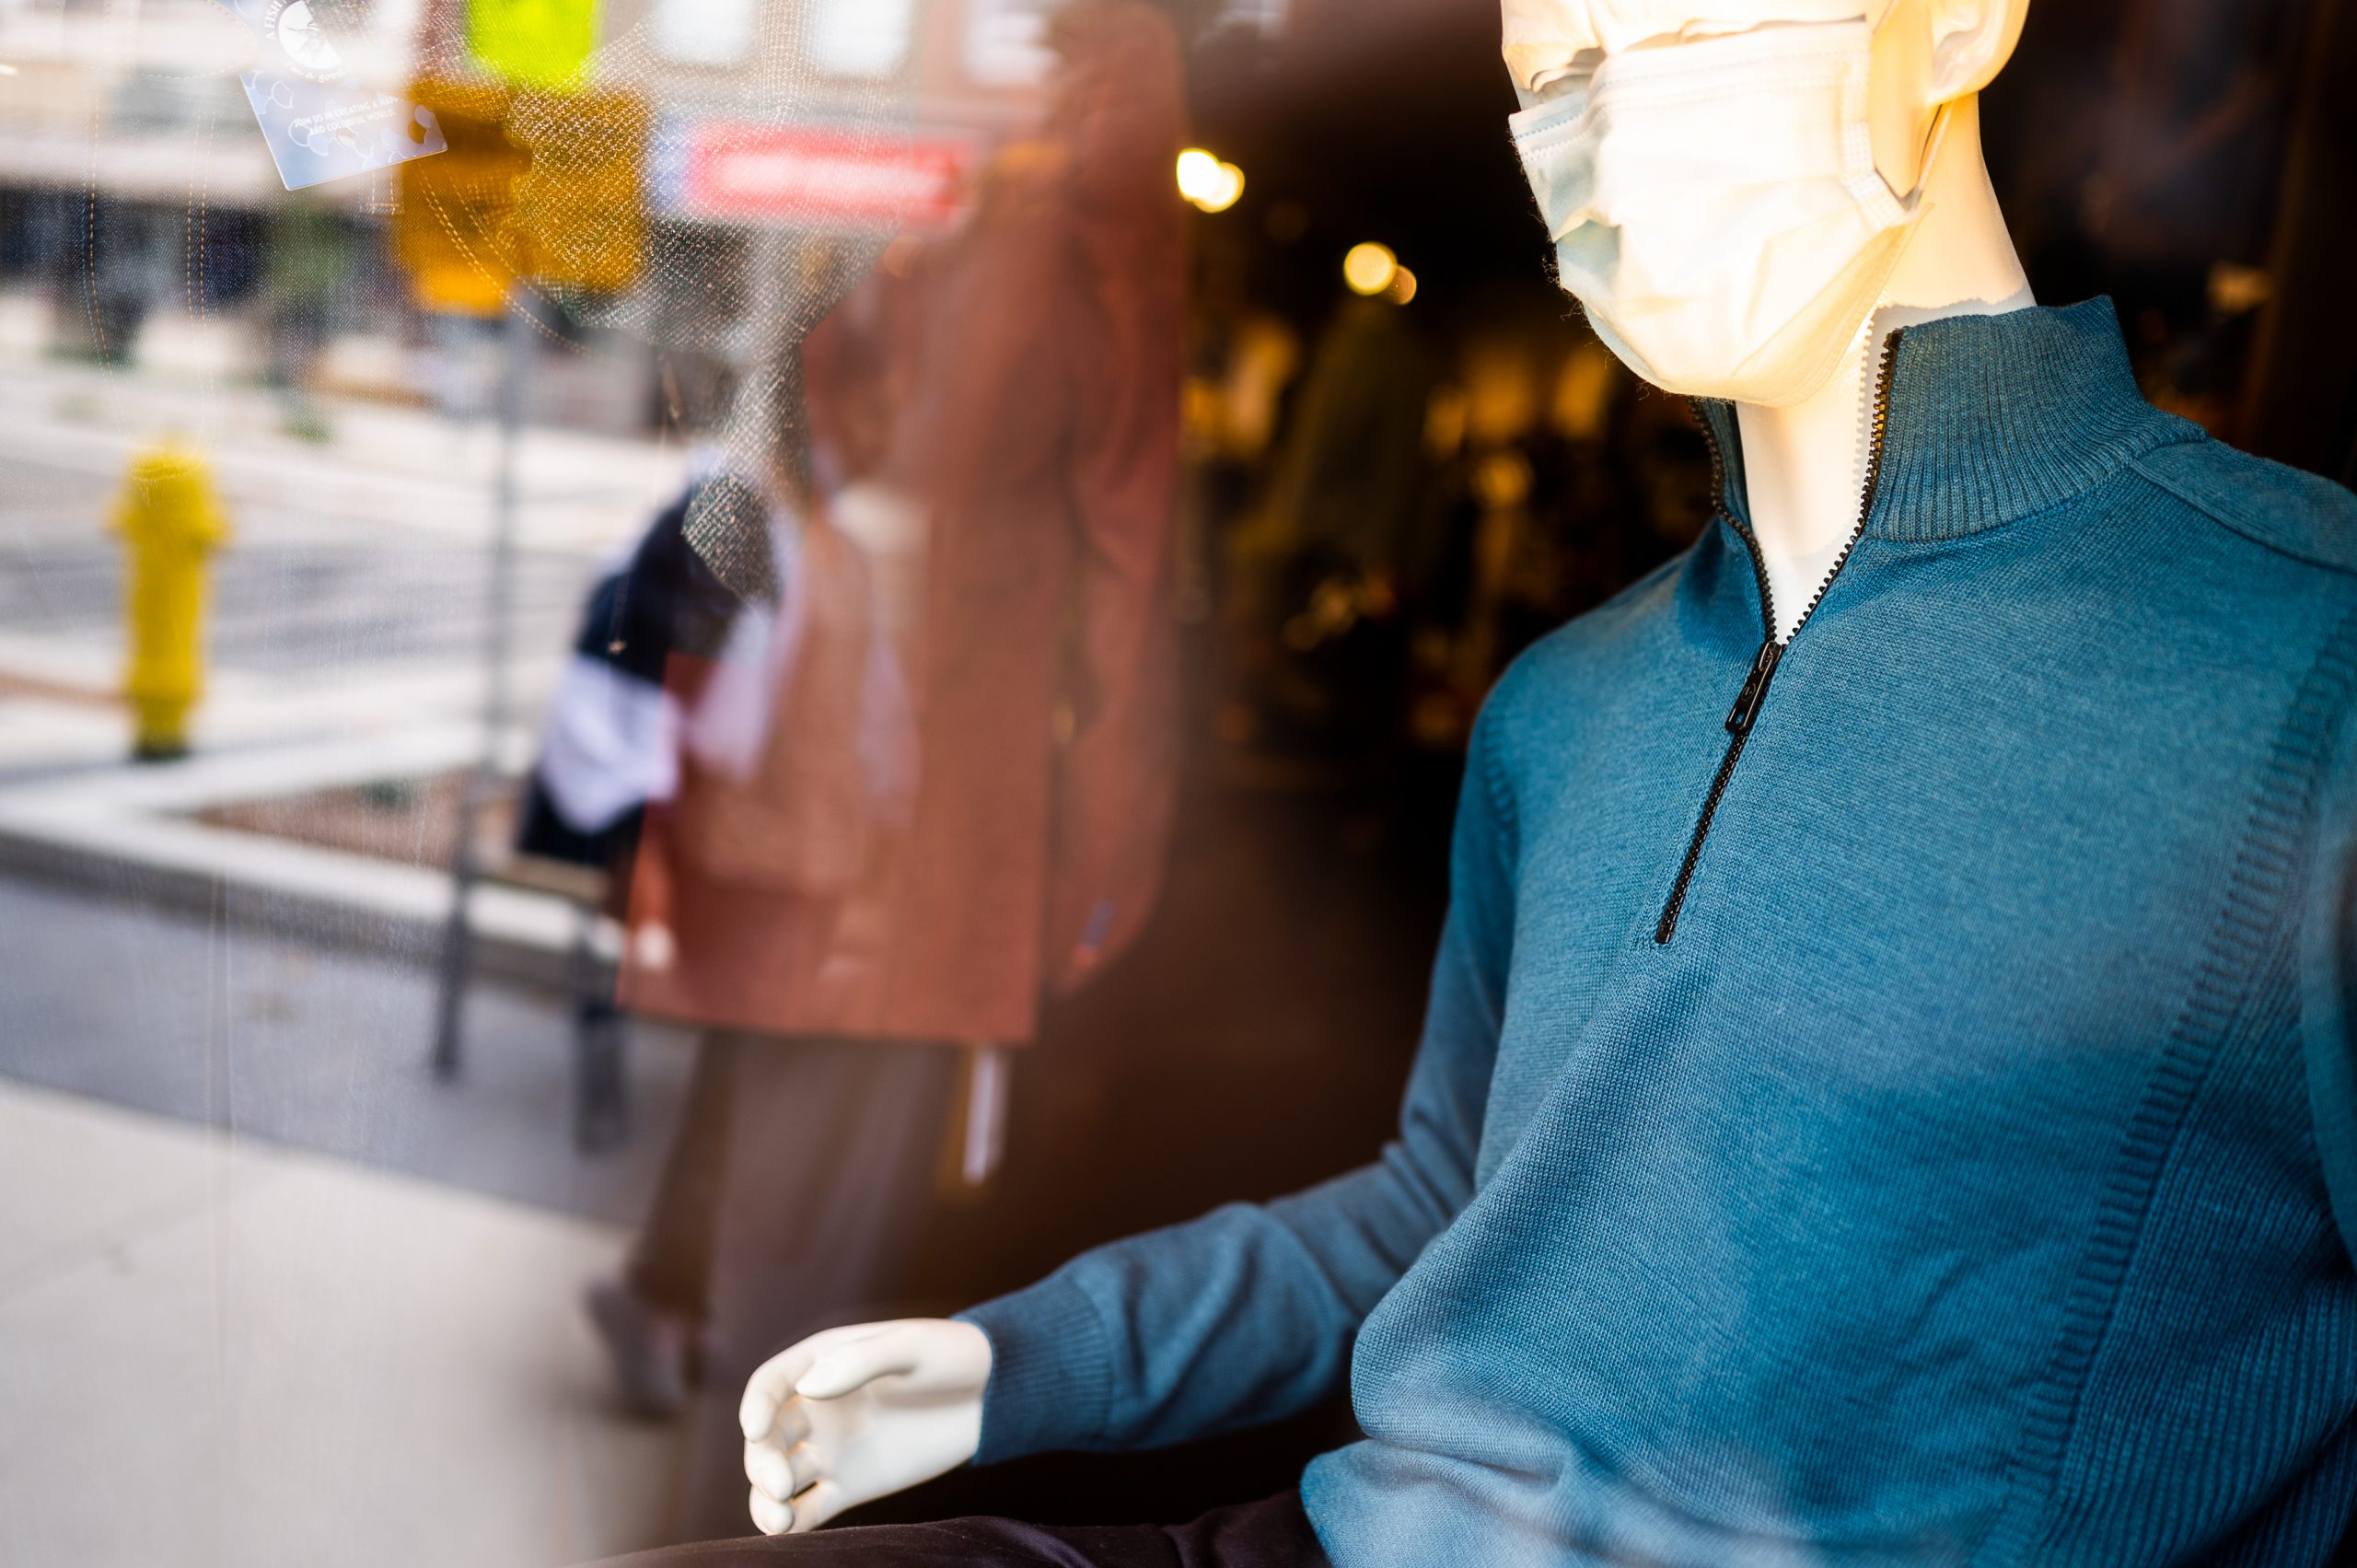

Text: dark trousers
xmin=630 ymin=1030 xmax=964 ymax=1327
xmin=630 ymin=1032 xmax=966 ymax=1541
xmin=625 ymin=1032 xmax=741 ymax=1320
xmin=598 ymin=1493 xmax=1329 ymax=1568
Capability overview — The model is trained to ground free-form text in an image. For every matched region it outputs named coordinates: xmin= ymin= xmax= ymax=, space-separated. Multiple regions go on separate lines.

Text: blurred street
xmin=0 ymin=346 xmax=712 ymax=1564
xmin=0 ymin=339 xmax=686 ymax=772
xmin=0 ymin=270 xmax=704 ymax=1562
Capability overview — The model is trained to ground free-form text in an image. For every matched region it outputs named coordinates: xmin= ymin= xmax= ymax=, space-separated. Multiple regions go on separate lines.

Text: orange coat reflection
xmin=625 ymin=0 xmax=1188 ymax=1047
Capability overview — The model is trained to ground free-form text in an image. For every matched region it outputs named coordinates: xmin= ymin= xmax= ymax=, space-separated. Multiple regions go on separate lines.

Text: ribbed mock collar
xmin=1697 ymin=298 xmax=2199 ymax=544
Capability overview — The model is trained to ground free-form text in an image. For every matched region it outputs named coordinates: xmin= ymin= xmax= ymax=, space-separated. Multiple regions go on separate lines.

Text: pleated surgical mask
xmin=1510 ymin=19 xmax=1945 ymax=406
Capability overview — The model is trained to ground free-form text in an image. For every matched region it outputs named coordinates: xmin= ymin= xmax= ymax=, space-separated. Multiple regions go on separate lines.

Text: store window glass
xmin=3 ymin=0 xmax=2354 ymax=1563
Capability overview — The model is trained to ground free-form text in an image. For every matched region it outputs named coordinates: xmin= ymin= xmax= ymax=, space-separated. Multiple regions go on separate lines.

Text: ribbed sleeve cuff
xmin=953 ymin=1272 xmax=1114 ymax=1465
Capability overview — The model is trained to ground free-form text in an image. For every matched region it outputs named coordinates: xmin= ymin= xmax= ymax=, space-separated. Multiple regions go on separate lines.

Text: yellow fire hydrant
xmin=110 ymin=443 xmax=230 ymax=761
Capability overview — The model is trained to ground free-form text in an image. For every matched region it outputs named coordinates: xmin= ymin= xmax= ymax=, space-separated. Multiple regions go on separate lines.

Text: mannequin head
xmin=1503 ymin=1 xmax=2028 ymax=185
xmin=1503 ymin=1 xmax=2033 ymax=404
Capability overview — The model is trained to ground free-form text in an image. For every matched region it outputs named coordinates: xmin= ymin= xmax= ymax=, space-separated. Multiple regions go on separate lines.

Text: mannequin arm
xmin=958 ymin=707 xmax=1521 ymax=1461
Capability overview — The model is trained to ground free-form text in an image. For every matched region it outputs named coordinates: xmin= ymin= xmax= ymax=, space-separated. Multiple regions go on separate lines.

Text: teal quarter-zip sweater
xmin=958 ymin=301 xmax=2357 ymax=1566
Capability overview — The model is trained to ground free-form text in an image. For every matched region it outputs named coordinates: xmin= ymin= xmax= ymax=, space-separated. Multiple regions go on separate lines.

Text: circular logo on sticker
xmin=271 ymin=0 xmax=345 ymax=82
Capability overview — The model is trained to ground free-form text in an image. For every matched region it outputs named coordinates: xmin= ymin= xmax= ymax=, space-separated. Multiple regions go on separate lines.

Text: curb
xmin=0 ymin=727 xmax=579 ymax=993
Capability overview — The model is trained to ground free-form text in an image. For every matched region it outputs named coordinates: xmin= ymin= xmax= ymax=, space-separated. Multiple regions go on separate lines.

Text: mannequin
xmin=733 ymin=0 xmax=2042 ymax=1536
xmin=639 ymin=0 xmax=2357 ymax=1560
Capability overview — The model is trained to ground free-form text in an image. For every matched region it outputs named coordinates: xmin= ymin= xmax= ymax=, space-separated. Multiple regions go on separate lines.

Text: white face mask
xmin=1510 ymin=19 xmax=1944 ymax=406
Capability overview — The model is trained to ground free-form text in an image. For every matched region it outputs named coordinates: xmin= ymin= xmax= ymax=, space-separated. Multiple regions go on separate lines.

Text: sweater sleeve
xmin=957 ymin=703 xmax=1520 ymax=1462
xmin=2303 ymin=700 xmax=2357 ymax=1267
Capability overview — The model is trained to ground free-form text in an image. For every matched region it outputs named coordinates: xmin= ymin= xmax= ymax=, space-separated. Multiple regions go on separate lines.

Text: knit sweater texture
xmin=958 ymin=301 xmax=2357 ymax=1566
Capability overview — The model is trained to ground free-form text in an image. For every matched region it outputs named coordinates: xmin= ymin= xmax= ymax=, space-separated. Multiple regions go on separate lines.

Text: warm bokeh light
xmin=1175 ymin=148 xmax=1220 ymax=201
xmin=1176 ymin=147 xmax=1246 ymax=213
xmin=1385 ymin=264 xmax=1419 ymax=306
xmin=1342 ymin=241 xmax=1399 ymax=296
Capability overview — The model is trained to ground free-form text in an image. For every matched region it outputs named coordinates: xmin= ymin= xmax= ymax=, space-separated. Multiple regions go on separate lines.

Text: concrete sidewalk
xmin=0 ymin=1078 xmax=680 ymax=1568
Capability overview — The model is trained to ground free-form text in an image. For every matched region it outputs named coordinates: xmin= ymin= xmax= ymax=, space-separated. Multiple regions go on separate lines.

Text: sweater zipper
xmin=1652 ymin=327 xmax=1904 ymax=946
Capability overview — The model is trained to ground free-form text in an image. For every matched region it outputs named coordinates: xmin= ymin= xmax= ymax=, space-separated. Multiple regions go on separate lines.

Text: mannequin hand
xmin=739 ymin=1318 xmax=991 ymax=1535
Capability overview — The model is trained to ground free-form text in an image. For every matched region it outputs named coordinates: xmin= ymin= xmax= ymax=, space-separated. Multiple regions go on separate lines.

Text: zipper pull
xmin=1725 ymin=640 xmax=1783 ymax=735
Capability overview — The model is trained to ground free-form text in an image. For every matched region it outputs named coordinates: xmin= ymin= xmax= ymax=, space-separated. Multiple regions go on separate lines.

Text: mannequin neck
xmin=1732 ymin=96 xmax=2034 ymax=643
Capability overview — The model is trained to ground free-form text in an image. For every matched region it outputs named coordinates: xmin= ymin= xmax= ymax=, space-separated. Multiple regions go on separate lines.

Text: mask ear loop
xmin=1843 ymin=99 xmax=1959 ymax=362
xmin=1902 ymin=99 xmax=1956 ymax=207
